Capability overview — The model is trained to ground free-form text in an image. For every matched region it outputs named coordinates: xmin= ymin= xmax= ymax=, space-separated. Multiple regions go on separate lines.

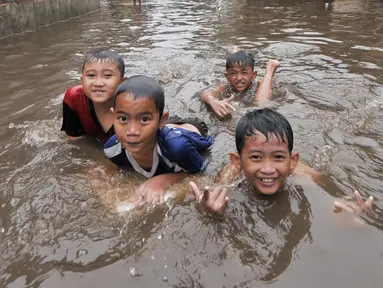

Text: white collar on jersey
xmin=125 ymin=144 xmax=160 ymax=178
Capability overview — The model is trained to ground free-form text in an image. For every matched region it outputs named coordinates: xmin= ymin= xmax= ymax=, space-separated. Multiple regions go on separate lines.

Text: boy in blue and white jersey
xmin=104 ymin=75 xmax=213 ymax=205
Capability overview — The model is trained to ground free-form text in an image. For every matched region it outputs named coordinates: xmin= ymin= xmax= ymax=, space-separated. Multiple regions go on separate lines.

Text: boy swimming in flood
xmin=189 ymin=108 xmax=373 ymax=217
xmin=104 ymin=75 xmax=213 ymax=205
xmin=61 ymin=50 xmax=125 ymax=142
xmin=200 ymin=51 xmax=280 ymax=117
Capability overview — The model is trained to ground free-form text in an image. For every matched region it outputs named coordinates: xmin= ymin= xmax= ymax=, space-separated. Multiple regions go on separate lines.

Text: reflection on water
xmin=1 ymin=0 xmax=383 ymax=287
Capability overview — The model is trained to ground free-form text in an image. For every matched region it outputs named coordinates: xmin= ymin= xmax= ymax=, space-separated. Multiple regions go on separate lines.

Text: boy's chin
xmin=122 ymin=144 xmax=141 ymax=154
xmin=88 ymin=95 xmax=113 ymax=104
xmin=257 ymin=189 xmax=279 ymax=196
xmin=233 ymin=87 xmax=246 ymax=93
xmin=252 ymin=182 xmax=281 ymax=196
xmin=233 ymin=84 xmax=251 ymax=92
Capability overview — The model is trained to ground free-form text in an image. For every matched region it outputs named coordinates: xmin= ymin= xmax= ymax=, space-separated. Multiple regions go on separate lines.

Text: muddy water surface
xmin=1 ymin=0 xmax=383 ymax=287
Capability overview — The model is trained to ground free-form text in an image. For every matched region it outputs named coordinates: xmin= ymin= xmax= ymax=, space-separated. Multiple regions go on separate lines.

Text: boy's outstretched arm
xmin=135 ymin=172 xmax=188 ymax=205
xmin=254 ymin=60 xmax=280 ymax=103
xmin=200 ymin=85 xmax=236 ymax=117
xmin=215 ymin=162 xmax=242 ymax=185
xmin=293 ymin=161 xmax=322 ymax=181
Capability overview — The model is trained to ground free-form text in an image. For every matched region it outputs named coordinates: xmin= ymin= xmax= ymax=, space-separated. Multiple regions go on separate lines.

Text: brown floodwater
xmin=1 ymin=0 xmax=383 ymax=287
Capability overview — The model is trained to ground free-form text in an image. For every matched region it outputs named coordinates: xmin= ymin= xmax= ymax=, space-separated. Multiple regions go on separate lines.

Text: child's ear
xmin=252 ymin=71 xmax=257 ymax=80
xmin=224 ymin=71 xmax=229 ymax=81
xmin=290 ymin=152 xmax=299 ymax=175
xmin=229 ymin=152 xmax=242 ymax=171
xmin=122 ymin=76 xmax=128 ymax=82
xmin=159 ymin=112 xmax=169 ymax=129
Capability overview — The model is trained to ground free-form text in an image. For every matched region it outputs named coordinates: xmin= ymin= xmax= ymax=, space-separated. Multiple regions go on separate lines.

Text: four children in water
xmin=61 ymin=49 xmax=373 ymax=217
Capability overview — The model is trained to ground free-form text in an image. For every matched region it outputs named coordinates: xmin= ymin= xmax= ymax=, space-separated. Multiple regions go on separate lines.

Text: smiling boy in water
xmin=104 ymin=75 xmax=213 ymax=204
xmin=189 ymin=108 xmax=373 ymax=217
xmin=200 ymin=51 xmax=280 ymax=117
xmin=61 ymin=50 xmax=125 ymax=142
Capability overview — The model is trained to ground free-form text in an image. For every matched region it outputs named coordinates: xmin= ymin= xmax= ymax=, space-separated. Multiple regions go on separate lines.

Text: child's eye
xmin=274 ymin=155 xmax=286 ymax=160
xmin=87 ymin=74 xmax=95 ymax=77
xmin=250 ymin=155 xmax=261 ymax=160
xmin=117 ymin=116 xmax=127 ymax=122
xmin=140 ymin=117 xmax=151 ymax=124
xmin=104 ymin=74 xmax=113 ymax=77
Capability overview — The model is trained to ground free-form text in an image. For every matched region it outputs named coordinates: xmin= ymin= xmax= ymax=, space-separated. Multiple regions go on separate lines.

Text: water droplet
xmin=163 ymin=276 xmax=168 ymax=282
xmin=0 ymin=227 xmax=4 ymax=233
xmin=164 ymin=265 xmax=167 ymax=269
xmin=60 ymin=168 xmax=63 ymax=172
xmin=164 ymin=256 xmax=167 ymax=261
xmin=76 ymin=249 xmax=88 ymax=257
xmin=142 ymin=237 xmax=145 ymax=242
xmin=129 ymin=267 xmax=138 ymax=277
xmin=158 ymin=234 xmax=162 ymax=240
xmin=151 ymin=255 xmax=155 ymax=260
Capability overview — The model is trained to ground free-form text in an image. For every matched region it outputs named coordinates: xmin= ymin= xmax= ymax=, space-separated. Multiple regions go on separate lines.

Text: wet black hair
xmin=82 ymin=50 xmax=125 ymax=78
xmin=226 ymin=51 xmax=255 ymax=71
xmin=113 ymin=75 xmax=165 ymax=118
xmin=235 ymin=108 xmax=294 ymax=154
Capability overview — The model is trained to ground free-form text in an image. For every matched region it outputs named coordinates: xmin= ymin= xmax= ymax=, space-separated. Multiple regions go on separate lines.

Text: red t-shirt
xmin=60 ymin=85 xmax=114 ymax=142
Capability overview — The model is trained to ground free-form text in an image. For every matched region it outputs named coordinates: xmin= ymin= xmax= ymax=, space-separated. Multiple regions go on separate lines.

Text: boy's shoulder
xmin=104 ymin=134 xmax=122 ymax=155
xmin=64 ymin=85 xmax=86 ymax=103
xmin=201 ymin=83 xmax=227 ymax=95
xmin=104 ymin=135 xmax=131 ymax=167
xmin=292 ymin=161 xmax=322 ymax=182
xmin=159 ymin=125 xmax=212 ymax=155
xmin=65 ymin=85 xmax=84 ymax=96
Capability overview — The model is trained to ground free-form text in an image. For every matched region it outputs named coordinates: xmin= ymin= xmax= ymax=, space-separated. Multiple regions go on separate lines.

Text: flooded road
xmin=1 ymin=0 xmax=383 ymax=287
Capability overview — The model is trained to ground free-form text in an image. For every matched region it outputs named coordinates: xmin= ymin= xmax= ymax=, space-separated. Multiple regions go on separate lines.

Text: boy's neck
xmin=131 ymin=141 xmax=157 ymax=169
xmin=92 ymin=100 xmax=113 ymax=114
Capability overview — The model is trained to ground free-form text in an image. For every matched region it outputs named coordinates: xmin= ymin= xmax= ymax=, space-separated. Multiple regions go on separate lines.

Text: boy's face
xmin=112 ymin=93 xmax=168 ymax=155
xmin=230 ymin=131 xmax=299 ymax=195
xmin=81 ymin=60 xmax=122 ymax=104
xmin=225 ymin=64 xmax=256 ymax=92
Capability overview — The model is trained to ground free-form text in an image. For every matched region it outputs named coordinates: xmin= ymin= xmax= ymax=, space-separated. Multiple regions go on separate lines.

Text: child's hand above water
xmin=210 ymin=95 xmax=236 ymax=117
xmin=189 ymin=181 xmax=229 ymax=216
xmin=135 ymin=173 xmax=188 ymax=205
xmin=333 ymin=190 xmax=374 ymax=219
xmin=134 ymin=177 xmax=168 ymax=205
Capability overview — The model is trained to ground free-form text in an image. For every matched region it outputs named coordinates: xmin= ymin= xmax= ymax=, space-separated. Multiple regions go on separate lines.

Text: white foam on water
xmin=12 ymin=104 xmax=35 ymax=116
xmin=352 ymin=45 xmax=383 ymax=52
xmin=65 ymin=70 xmax=81 ymax=80
xmin=46 ymin=92 xmax=65 ymax=107
xmin=9 ymin=119 xmax=65 ymax=147
xmin=116 ymin=42 xmax=130 ymax=47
